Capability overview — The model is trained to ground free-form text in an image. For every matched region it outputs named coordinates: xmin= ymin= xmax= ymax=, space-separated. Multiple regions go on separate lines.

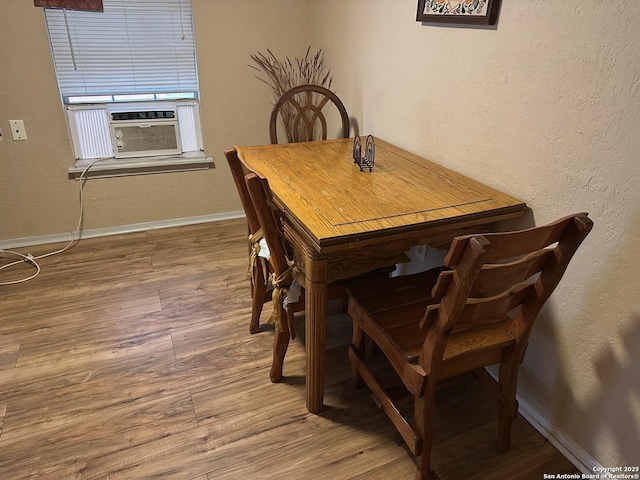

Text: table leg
xmin=305 ymin=254 xmax=328 ymax=414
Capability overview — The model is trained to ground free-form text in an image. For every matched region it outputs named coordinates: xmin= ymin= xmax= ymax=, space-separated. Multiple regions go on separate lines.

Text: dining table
xmin=235 ymin=137 xmax=526 ymax=413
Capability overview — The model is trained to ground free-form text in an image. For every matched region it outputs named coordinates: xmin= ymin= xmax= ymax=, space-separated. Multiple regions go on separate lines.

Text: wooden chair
xmin=269 ymin=84 xmax=349 ymax=144
xmin=244 ymin=172 xmax=307 ymax=381
xmin=346 ymin=213 xmax=593 ymax=480
xmin=224 ymin=147 xmax=275 ymax=334
xmin=244 ymin=171 xmax=408 ymax=382
xmin=226 ymin=146 xmax=405 ymax=344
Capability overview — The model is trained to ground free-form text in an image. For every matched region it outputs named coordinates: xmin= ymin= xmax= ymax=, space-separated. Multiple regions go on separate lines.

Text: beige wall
xmin=2 ymin=0 xmax=638 ymax=470
xmin=0 ymin=0 xmax=313 ymax=241
xmin=311 ymin=0 xmax=640 ymax=468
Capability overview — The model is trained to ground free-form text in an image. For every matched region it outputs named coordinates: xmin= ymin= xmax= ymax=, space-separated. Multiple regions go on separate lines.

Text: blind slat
xmin=44 ymin=0 xmax=198 ymax=100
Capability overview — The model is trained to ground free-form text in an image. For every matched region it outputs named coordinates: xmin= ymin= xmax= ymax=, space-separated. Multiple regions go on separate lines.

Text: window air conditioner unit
xmin=107 ymin=103 xmax=182 ymax=159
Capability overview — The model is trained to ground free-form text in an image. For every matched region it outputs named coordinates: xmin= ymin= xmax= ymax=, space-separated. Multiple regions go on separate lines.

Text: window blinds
xmin=44 ymin=0 xmax=198 ymax=101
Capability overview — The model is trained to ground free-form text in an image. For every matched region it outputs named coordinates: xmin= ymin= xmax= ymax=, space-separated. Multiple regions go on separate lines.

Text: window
xmin=42 ymin=0 xmax=210 ymax=177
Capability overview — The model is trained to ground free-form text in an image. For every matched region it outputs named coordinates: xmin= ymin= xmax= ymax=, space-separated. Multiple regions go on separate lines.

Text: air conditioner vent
xmin=111 ymin=110 xmax=176 ymax=121
xmin=112 ymin=123 xmax=180 ymax=157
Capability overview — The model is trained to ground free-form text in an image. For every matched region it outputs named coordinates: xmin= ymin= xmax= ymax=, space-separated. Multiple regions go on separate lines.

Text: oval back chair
xmin=269 ymin=84 xmax=349 ymax=144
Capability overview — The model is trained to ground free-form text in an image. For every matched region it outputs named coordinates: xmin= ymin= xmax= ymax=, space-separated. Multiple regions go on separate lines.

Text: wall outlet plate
xmin=9 ymin=120 xmax=27 ymax=140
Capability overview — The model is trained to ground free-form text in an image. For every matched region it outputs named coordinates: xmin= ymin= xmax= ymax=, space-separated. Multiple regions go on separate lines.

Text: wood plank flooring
xmin=0 ymin=219 xmax=580 ymax=479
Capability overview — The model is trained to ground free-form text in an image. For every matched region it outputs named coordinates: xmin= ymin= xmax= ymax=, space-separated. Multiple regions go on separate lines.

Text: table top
xmin=236 ymin=138 xmax=526 ymax=248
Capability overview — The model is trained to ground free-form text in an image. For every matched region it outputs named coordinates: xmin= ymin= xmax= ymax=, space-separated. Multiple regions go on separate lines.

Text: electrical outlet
xmin=9 ymin=120 xmax=27 ymax=140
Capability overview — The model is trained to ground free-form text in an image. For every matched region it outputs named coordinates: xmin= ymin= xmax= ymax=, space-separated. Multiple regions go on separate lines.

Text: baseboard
xmin=485 ymin=368 xmax=601 ymax=474
xmin=516 ymin=395 xmax=601 ymax=474
xmin=0 ymin=211 xmax=245 ymax=249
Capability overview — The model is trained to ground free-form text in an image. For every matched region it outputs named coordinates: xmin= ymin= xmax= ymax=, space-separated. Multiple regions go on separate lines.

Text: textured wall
xmin=2 ymin=0 xmax=638 ymax=469
xmin=0 ymin=0 xmax=313 ymax=240
xmin=311 ymin=0 xmax=640 ymax=468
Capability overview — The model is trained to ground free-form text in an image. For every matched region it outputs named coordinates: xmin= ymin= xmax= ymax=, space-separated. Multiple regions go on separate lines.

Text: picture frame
xmin=416 ymin=0 xmax=501 ymax=25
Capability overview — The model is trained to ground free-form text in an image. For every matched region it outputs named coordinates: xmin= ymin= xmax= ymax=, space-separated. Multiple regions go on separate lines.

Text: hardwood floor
xmin=0 ymin=219 xmax=580 ymax=479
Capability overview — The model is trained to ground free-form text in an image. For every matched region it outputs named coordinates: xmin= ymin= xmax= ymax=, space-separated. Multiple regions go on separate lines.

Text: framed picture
xmin=416 ymin=0 xmax=501 ymax=25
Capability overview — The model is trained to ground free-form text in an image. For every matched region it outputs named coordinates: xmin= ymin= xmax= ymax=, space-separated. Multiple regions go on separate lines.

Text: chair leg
xmin=367 ymin=337 xmax=380 ymax=357
xmin=270 ymin=307 xmax=292 ymax=383
xmin=496 ymin=359 xmax=519 ymax=453
xmin=415 ymin=383 xmax=438 ymax=480
xmin=350 ymin=320 xmax=365 ymax=389
xmin=340 ymin=290 xmax=349 ymax=313
xmin=250 ymin=263 xmax=267 ymax=334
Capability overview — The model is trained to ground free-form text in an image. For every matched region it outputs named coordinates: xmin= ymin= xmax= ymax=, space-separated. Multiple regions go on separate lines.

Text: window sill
xmin=68 ymin=152 xmax=214 ymax=180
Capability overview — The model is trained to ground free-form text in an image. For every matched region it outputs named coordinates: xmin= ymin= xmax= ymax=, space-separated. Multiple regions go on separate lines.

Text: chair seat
xmin=348 ymin=267 xmax=516 ymax=376
xmin=346 ymin=267 xmax=446 ymax=308
xmin=346 ymin=266 xmax=445 ymax=353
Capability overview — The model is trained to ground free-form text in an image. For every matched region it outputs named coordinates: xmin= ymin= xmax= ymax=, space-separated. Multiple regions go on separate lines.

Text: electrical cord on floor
xmin=0 ymin=158 xmax=109 ymax=286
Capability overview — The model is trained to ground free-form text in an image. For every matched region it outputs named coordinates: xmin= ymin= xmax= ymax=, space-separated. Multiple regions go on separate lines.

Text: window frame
xmin=41 ymin=0 xmax=211 ymax=178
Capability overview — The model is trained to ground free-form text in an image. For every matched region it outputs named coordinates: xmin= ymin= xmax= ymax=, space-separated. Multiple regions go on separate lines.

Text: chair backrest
xmin=244 ymin=172 xmax=292 ymax=285
xmin=420 ymin=213 xmax=593 ymax=375
xmin=269 ymin=84 xmax=349 ymax=144
xmin=224 ymin=147 xmax=261 ymax=235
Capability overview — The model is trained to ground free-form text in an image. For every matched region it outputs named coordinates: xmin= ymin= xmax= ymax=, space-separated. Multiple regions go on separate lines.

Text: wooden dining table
xmin=235 ymin=137 xmax=526 ymax=413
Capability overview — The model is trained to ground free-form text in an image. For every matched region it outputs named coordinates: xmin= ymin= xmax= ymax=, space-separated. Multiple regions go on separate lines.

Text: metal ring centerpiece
xmin=352 ymin=135 xmax=375 ymax=172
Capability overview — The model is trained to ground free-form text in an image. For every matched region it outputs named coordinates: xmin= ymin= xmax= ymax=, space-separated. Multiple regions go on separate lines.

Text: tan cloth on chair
xmin=268 ymin=260 xmax=304 ymax=339
xmin=247 ymin=229 xmax=269 ymax=287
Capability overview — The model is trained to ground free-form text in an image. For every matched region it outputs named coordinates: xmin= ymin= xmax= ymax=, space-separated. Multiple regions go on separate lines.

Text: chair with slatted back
xmin=244 ymin=172 xmax=306 ymax=381
xmin=346 ymin=213 xmax=593 ymax=480
xmin=227 ymin=146 xmax=406 ymax=377
xmin=225 ymin=147 xmax=280 ymax=334
xmin=269 ymin=84 xmax=350 ymax=144
xmin=244 ymin=171 xmax=401 ymax=382
xmin=227 ymin=145 xmax=355 ymax=337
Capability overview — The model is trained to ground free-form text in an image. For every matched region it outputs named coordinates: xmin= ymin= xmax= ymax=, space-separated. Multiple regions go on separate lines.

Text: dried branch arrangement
xmin=249 ymin=47 xmax=333 ymax=142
